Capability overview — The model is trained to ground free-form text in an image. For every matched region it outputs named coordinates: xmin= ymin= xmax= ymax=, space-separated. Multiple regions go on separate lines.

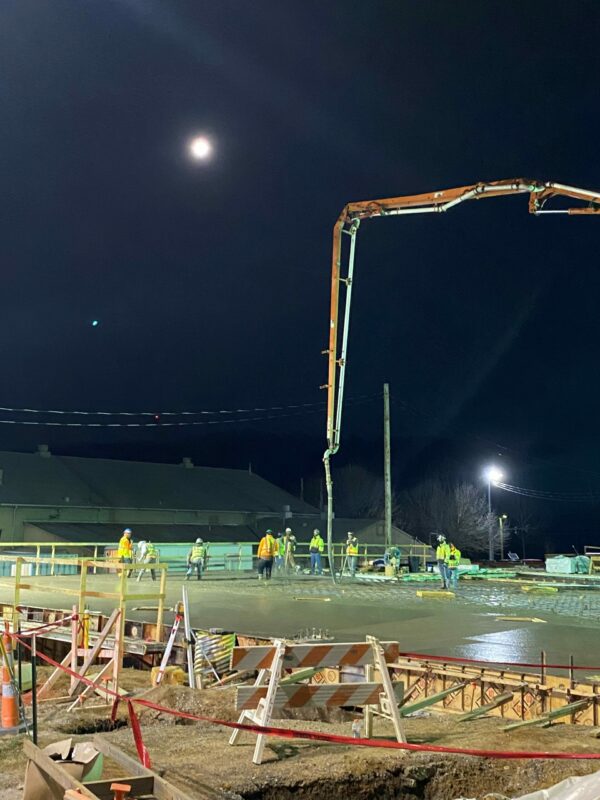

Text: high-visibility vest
xmin=117 ymin=536 xmax=132 ymax=558
xmin=146 ymin=543 xmax=158 ymax=558
xmin=347 ymin=542 xmax=359 ymax=556
xmin=310 ymin=535 xmax=324 ymax=553
xmin=446 ymin=548 xmax=461 ymax=567
xmin=436 ymin=543 xmax=449 ymax=560
xmin=191 ymin=545 xmax=206 ymax=560
xmin=258 ymin=535 xmax=277 ymax=559
xmin=278 ymin=539 xmax=286 ymax=556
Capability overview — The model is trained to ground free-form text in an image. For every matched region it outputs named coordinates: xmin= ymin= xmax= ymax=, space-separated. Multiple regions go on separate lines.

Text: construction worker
xmin=283 ymin=527 xmax=298 ymax=573
xmin=137 ymin=539 xmax=158 ymax=582
xmin=435 ymin=534 xmax=450 ymax=589
xmin=309 ymin=528 xmax=325 ymax=575
xmin=257 ymin=529 xmax=277 ymax=580
xmin=446 ymin=542 xmax=462 ymax=589
xmin=346 ymin=532 xmax=359 ymax=576
xmin=275 ymin=532 xmax=285 ymax=571
xmin=117 ymin=528 xmax=134 ymax=577
xmin=186 ymin=538 xmax=206 ymax=581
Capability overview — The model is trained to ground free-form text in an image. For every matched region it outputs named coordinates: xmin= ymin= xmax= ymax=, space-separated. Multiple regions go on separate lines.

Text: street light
xmin=188 ymin=135 xmax=212 ymax=161
xmin=483 ymin=466 xmax=504 ymax=561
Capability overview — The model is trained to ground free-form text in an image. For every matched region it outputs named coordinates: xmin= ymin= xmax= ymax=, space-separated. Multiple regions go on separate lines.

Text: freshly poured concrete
xmin=4 ymin=572 xmax=600 ymax=668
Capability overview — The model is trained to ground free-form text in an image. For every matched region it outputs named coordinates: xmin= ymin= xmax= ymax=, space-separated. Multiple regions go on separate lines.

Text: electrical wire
xmin=495 ymin=481 xmax=600 ymax=503
xmin=0 ymin=393 xmax=379 ymax=428
xmin=0 ymin=398 xmax=333 ymax=418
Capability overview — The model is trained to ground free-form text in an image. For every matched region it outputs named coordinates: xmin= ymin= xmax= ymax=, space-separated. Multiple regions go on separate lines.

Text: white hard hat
xmin=285 ymin=527 xmax=292 ymax=533
xmin=195 ymin=538 xmax=203 ymax=544
xmin=436 ymin=534 xmax=446 ymax=543
xmin=124 ymin=528 xmax=132 ymax=535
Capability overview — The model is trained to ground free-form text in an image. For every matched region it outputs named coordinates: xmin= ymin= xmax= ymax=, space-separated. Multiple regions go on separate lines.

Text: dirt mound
xmin=132 ymin=683 xmax=354 ymax=726
xmin=135 ymin=684 xmax=239 ymax=723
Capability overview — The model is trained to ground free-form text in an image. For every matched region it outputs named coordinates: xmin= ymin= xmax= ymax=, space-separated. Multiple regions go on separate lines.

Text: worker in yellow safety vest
xmin=117 ymin=528 xmax=134 ymax=577
xmin=346 ymin=532 xmax=359 ymax=577
xmin=275 ymin=532 xmax=285 ymax=571
xmin=257 ymin=529 xmax=278 ymax=580
xmin=137 ymin=540 xmax=159 ymax=582
xmin=186 ymin=538 xmax=206 ymax=581
xmin=445 ymin=543 xmax=462 ymax=590
xmin=435 ymin=534 xmax=450 ymax=589
xmin=309 ymin=529 xmax=325 ymax=576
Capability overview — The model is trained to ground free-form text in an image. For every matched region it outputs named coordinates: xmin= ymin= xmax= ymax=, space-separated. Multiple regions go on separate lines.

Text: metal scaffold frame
xmin=323 ymin=178 xmax=600 ymax=583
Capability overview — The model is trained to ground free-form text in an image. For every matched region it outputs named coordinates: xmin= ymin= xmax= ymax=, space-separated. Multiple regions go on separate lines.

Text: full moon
xmin=188 ymin=136 xmax=212 ymax=160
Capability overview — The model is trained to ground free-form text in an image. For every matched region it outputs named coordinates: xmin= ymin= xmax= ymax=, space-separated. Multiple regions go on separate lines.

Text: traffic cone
xmin=2 ymin=628 xmax=14 ymax=673
xmin=1 ymin=663 xmax=19 ymax=729
xmin=1 ymin=628 xmax=20 ymax=731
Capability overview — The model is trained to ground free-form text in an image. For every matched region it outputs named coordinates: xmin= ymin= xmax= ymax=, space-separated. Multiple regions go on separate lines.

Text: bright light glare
xmin=484 ymin=465 xmax=504 ymax=484
xmin=189 ymin=136 xmax=212 ymax=160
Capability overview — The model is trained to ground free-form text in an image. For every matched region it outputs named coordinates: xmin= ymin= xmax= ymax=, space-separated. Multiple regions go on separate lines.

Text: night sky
xmin=1 ymin=2 xmax=600 ymax=549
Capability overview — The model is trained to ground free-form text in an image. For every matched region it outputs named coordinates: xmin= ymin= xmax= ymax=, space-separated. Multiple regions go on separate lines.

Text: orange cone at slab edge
xmin=2 ymin=630 xmax=14 ymax=673
xmin=1 ymin=664 xmax=19 ymax=729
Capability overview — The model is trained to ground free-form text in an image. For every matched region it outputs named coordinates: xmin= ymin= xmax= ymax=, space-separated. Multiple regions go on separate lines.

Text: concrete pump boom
xmin=323 ymin=177 xmax=600 ymax=584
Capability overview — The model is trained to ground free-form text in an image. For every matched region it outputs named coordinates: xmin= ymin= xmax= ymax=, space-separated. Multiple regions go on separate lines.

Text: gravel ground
xmin=2 ymin=676 xmax=600 ymax=800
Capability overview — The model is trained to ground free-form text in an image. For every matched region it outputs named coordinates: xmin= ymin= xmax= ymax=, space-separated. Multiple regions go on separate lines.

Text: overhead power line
xmin=0 ymin=398 xmax=331 ymax=418
xmin=0 ymin=393 xmax=379 ymax=428
xmin=495 ymin=481 xmax=600 ymax=503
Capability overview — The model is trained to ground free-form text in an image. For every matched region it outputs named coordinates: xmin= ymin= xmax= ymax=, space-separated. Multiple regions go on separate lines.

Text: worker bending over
xmin=309 ymin=528 xmax=325 ymax=575
xmin=346 ymin=532 xmax=359 ymax=576
xmin=137 ymin=540 xmax=158 ymax=582
xmin=446 ymin=543 xmax=461 ymax=589
xmin=435 ymin=534 xmax=450 ymax=589
xmin=257 ymin=529 xmax=277 ymax=580
xmin=186 ymin=538 xmax=206 ymax=580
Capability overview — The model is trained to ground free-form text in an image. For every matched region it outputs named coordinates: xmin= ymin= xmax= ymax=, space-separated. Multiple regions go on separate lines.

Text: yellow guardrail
xmin=0 ymin=539 xmax=432 ymax=573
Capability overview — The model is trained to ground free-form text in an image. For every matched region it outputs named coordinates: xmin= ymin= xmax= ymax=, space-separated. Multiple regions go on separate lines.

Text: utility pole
xmin=383 ymin=383 xmax=392 ymax=550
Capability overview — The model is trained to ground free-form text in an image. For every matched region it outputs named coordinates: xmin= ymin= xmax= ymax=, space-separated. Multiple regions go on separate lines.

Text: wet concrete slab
xmin=4 ymin=572 xmax=600 ymax=670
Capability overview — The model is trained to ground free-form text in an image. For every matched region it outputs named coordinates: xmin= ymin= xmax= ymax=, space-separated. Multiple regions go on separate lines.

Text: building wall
xmin=0 ymin=504 xmax=261 ymax=541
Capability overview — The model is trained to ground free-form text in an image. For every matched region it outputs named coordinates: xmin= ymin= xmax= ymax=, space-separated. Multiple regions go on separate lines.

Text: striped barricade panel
xmin=194 ymin=631 xmax=236 ymax=680
xmin=236 ymin=681 xmax=403 ymax=711
xmin=230 ymin=641 xmax=399 ymax=671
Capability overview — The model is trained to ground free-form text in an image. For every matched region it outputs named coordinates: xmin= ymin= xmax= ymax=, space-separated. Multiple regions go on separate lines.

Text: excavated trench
xmin=238 ymin=757 xmax=598 ymax=800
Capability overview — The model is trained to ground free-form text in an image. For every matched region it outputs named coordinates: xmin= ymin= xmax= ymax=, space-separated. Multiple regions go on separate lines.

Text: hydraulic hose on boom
xmin=323 ymin=178 xmax=600 ymax=584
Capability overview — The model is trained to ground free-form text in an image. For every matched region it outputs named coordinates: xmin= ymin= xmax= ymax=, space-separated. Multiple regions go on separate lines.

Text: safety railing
xmin=0 ymin=540 xmax=432 ymax=575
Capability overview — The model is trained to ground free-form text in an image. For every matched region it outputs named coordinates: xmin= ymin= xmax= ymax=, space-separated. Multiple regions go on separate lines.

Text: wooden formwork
xmin=309 ymin=656 xmax=600 ymax=727
xmin=386 ymin=657 xmax=600 ymax=727
xmin=0 ymin=556 xmax=168 ymax=685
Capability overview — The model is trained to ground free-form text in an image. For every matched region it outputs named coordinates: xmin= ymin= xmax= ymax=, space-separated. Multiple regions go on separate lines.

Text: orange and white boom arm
xmin=325 ymin=178 xmax=600 ymax=451
xmin=322 ymin=177 xmax=600 ymax=583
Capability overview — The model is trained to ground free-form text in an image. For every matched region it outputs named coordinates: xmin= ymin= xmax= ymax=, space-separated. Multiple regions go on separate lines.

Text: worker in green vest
xmin=186 ymin=538 xmax=206 ymax=581
xmin=436 ymin=534 xmax=450 ymax=589
xmin=275 ymin=532 xmax=285 ymax=571
xmin=309 ymin=529 xmax=325 ymax=575
xmin=136 ymin=540 xmax=159 ymax=582
xmin=446 ymin=543 xmax=462 ymax=589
